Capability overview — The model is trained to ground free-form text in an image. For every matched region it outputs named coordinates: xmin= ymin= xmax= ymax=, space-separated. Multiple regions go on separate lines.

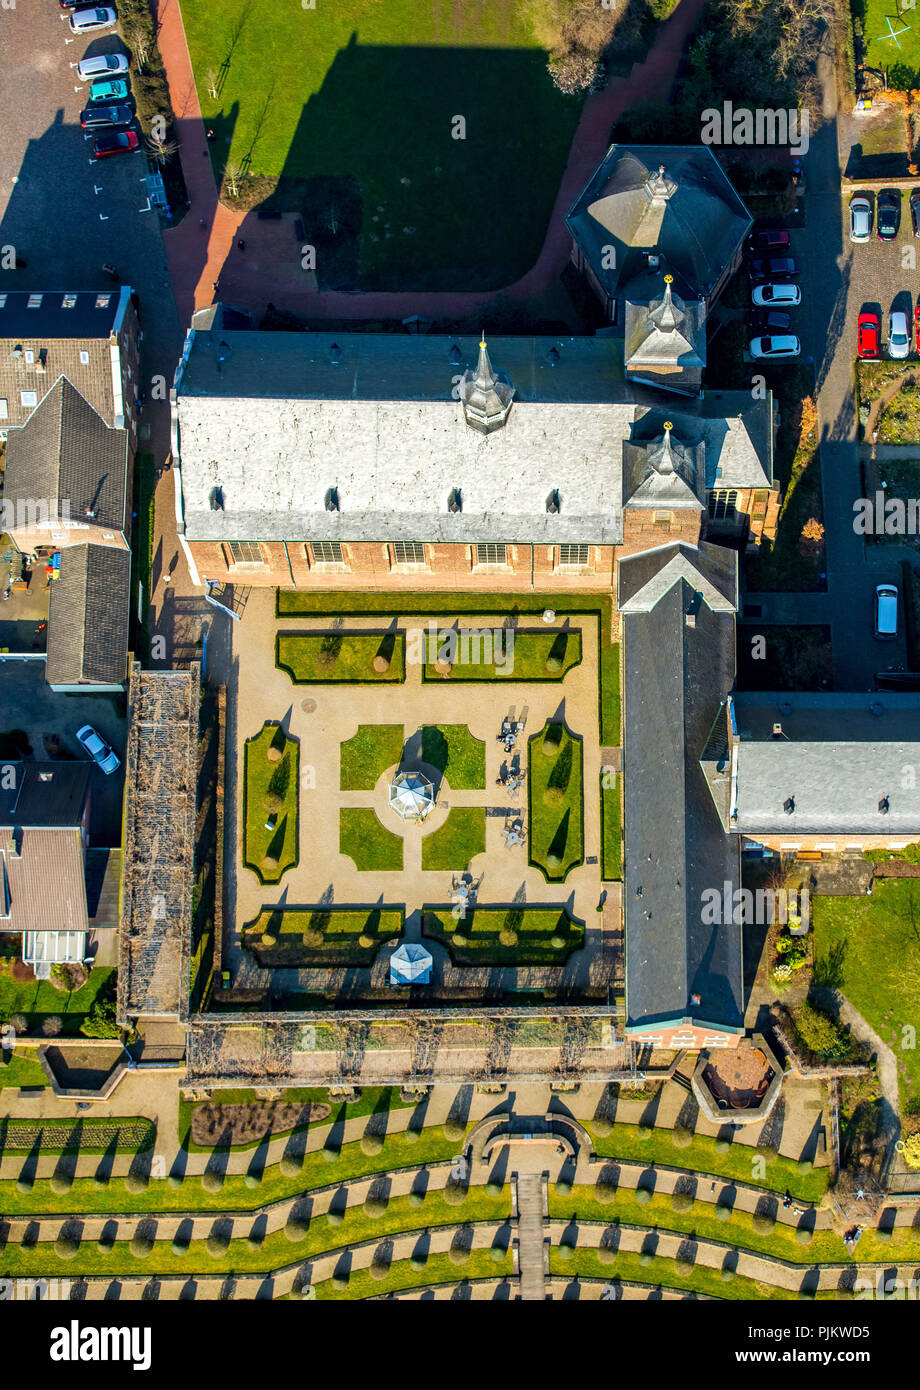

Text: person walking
xmin=237 ymin=238 xmax=246 ymax=252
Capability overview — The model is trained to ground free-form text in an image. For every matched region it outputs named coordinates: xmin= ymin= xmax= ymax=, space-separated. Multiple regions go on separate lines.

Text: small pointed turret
xmin=457 ymin=332 xmax=514 ymax=434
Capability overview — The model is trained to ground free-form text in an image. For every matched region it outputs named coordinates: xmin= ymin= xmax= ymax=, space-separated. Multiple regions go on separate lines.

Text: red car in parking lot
xmin=915 ymin=304 xmax=920 ymax=351
xmin=92 ymin=130 xmax=140 ymax=159
xmin=857 ymin=311 xmax=880 ymax=359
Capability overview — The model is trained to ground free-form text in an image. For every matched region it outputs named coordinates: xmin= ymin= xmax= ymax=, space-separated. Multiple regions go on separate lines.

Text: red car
xmin=747 ymin=228 xmax=791 ymax=253
xmin=92 ymin=130 xmax=140 ymax=159
xmin=857 ymin=311 xmax=880 ymax=359
xmin=915 ymin=304 xmax=920 ymax=351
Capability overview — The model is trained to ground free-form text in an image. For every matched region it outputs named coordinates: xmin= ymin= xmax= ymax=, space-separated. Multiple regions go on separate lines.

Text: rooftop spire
xmin=457 ymin=331 xmax=514 ymax=434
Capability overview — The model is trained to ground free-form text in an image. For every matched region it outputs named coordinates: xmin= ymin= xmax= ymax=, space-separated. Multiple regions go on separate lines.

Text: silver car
xmin=849 ymin=195 xmax=872 ymax=243
xmin=69 ymin=7 xmax=118 ymax=34
xmin=76 ymin=52 xmax=129 ymax=82
xmin=75 ymin=723 xmax=120 ymax=774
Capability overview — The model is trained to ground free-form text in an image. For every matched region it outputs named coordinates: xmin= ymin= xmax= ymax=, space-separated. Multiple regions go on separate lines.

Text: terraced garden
xmin=242 ymin=907 xmax=405 ymax=966
xmin=423 ymin=906 xmax=585 ymax=965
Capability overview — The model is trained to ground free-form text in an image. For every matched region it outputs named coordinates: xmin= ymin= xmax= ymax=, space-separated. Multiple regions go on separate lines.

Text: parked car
xmin=877 ymin=190 xmax=901 ymax=240
xmin=75 ymin=724 xmax=120 ymax=774
xmin=849 ymin=195 xmax=872 ymax=242
xmin=747 ymin=228 xmax=791 ymax=253
xmin=915 ymin=303 xmax=920 ymax=350
xmin=752 ymin=282 xmax=801 ymax=307
xmin=888 ymin=309 xmax=911 ymax=359
xmin=68 ymin=7 xmax=117 ymax=34
xmin=92 ymin=130 xmax=140 ymax=159
xmin=747 ymin=309 xmax=792 ymax=332
xmin=857 ymin=311 xmax=880 ymax=359
xmin=875 ymin=584 xmax=899 ymax=640
xmin=80 ymin=103 xmax=133 ymax=130
xmin=748 ymin=256 xmax=799 ymax=282
xmin=749 ymin=335 xmax=801 ymax=360
xmin=88 ymin=76 xmax=130 ymax=103
xmin=76 ymin=52 xmax=129 ymax=81
xmin=911 ymin=190 xmax=920 ymax=238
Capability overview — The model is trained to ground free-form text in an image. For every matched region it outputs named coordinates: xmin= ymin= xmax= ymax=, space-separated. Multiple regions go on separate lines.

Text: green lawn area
xmin=339 ymin=808 xmax=403 ymax=871
xmin=420 ymin=724 xmax=486 ymax=789
xmin=242 ymin=907 xmax=404 ymax=966
xmin=860 ymin=0 xmax=920 ymax=88
xmin=277 ymin=631 xmax=405 ymax=683
xmin=0 ymin=965 xmax=116 ymax=1036
xmin=422 ymin=627 xmax=581 ymax=681
xmin=180 ymin=0 xmax=582 ymax=291
xmin=600 ymin=773 xmax=622 ymax=881
xmin=423 ymin=906 xmax=584 ymax=964
xmin=243 ymin=723 xmax=300 ymax=884
xmin=420 ymin=808 xmax=487 ymax=872
xmin=527 ymin=720 xmax=584 ymax=881
xmin=0 ymin=1051 xmax=49 ymax=1090
xmin=340 ymin=724 xmax=405 ymax=790
xmin=548 ymin=1247 xmax=791 ymax=1300
xmin=876 ymin=386 xmax=920 ymax=444
xmin=812 ymin=883 xmax=920 ymax=1109
xmin=275 ymin=592 xmax=619 ymax=742
xmin=316 ymin=1248 xmax=512 ymax=1299
xmin=0 ymin=1192 xmax=511 ymax=1278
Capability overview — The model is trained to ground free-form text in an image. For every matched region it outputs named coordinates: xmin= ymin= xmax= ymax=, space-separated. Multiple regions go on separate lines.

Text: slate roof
xmin=0 ymin=287 xmax=130 ymax=430
xmin=46 ymin=544 xmax=131 ymax=687
xmin=622 ymin=428 xmax=706 ymax=510
xmin=731 ymin=692 xmax=920 ymax=835
xmin=623 ymin=279 xmax=706 ymax=396
xmin=566 ymin=145 xmax=752 ymax=306
xmin=0 ymin=761 xmax=91 ymax=826
xmin=3 ymin=377 xmax=129 ymax=532
xmin=630 ymin=393 xmax=773 ymax=491
xmin=619 ymin=542 xmax=743 ymax=1031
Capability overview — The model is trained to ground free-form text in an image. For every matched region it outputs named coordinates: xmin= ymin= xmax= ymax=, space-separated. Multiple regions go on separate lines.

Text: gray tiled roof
xmin=732 ymin=692 xmax=920 ymax=835
xmin=46 ymin=543 xmax=131 ymax=687
xmin=4 ymin=377 xmax=129 ymax=532
xmin=622 ymin=430 xmax=705 ymax=509
xmin=619 ymin=542 xmax=743 ymax=1030
xmin=565 ymin=145 xmax=752 ymax=306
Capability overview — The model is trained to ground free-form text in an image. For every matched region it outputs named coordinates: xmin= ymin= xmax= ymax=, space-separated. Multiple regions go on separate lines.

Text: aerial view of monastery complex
xmin=2 ymin=0 xmax=920 ymax=1336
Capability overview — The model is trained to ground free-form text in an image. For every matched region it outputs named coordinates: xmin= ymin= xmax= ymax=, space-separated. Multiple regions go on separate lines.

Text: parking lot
xmin=843 ymin=185 xmax=920 ymax=360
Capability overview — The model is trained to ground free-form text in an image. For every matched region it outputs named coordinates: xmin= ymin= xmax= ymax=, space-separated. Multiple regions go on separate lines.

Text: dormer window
xmin=27 ymin=294 xmax=42 ymax=309
xmin=783 ymin=796 xmax=795 ymax=816
xmin=448 ymin=343 xmax=462 ymax=365
xmin=329 ymin=342 xmax=342 ymax=365
xmin=324 ymin=486 xmax=339 ymax=512
xmin=447 ymin=487 xmax=462 ymax=514
xmin=546 ymin=489 xmax=561 ymax=514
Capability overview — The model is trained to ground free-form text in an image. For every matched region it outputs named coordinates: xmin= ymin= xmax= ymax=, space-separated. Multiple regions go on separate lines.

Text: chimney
xmin=784 ymin=796 xmax=795 ymax=815
xmin=772 ymin=722 xmax=783 ymax=738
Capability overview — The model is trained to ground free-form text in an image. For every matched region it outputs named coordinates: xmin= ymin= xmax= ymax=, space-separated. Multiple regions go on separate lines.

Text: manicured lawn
xmin=861 ymin=0 xmax=920 ymax=88
xmin=423 ymin=906 xmax=584 ymax=964
xmin=339 ymin=808 xmax=403 ymax=871
xmin=242 ymin=723 xmax=299 ymax=884
xmin=527 ymin=720 xmax=584 ymax=881
xmin=242 ymin=907 xmax=404 ymax=966
xmin=422 ymin=627 xmax=581 ymax=681
xmin=340 ymin=724 xmax=405 ymax=790
xmin=0 ymin=1192 xmax=511 ymax=1276
xmin=549 ymin=1246 xmax=790 ymax=1300
xmin=420 ymin=808 xmax=487 ymax=872
xmin=420 ymin=724 xmax=486 ymax=789
xmin=316 ymin=1248 xmax=512 ymax=1299
xmin=0 ymin=965 xmax=116 ymax=1037
xmin=277 ymin=631 xmax=405 ymax=683
xmin=812 ymin=882 xmax=920 ymax=1108
xmin=275 ymin=592 xmax=620 ymax=742
xmin=0 ymin=1051 xmax=49 ymax=1090
xmin=586 ymin=1121 xmax=829 ymax=1204
xmin=181 ymin=0 xmax=581 ymax=290
xmin=600 ymin=773 xmax=622 ymax=881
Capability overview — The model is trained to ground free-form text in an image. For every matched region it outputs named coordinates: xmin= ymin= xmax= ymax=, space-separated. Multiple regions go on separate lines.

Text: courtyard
xmin=224 ymin=590 xmax=621 ymax=1006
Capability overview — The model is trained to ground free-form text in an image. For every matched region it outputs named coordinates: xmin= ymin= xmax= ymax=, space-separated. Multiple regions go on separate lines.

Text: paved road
xmin=802 ymin=40 xmax=910 ymax=688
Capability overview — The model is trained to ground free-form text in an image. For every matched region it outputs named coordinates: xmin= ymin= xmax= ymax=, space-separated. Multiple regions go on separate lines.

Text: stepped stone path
xmin=516 ymin=1174 xmax=547 ymax=1301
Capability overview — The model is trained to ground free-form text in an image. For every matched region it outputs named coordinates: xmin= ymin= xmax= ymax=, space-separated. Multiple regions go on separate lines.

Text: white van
xmin=875 ymin=583 xmax=899 ymax=640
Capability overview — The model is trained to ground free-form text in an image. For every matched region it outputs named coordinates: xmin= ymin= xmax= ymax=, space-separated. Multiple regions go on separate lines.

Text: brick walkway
xmin=155 ymin=0 xmax=706 ymax=325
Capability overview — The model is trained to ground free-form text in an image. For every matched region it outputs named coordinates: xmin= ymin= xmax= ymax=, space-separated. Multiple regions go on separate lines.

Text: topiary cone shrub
xmin=557 ymin=1241 xmax=575 ymax=1262
xmin=875 ymin=1226 xmax=893 ymax=1244
xmin=753 ymin=1212 xmax=775 ymax=1234
xmin=50 ymin=1173 xmax=73 ymax=1195
xmin=261 ymin=854 xmax=280 ymax=874
xmin=448 ymin=1245 xmax=471 ymax=1266
xmin=715 ymin=1203 xmax=732 ymax=1222
xmin=130 ymin=1232 xmax=154 ymax=1258
xmin=795 ymin=1226 xmax=813 ymax=1246
xmin=207 ymin=1232 xmax=231 ymax=1257
xmin=360 ymin=1133 xmax=384 ymax=1156
xmin=555 ymin=1179 xmax=572 ymax=1197
xmin=635 ymin=1186 xmax=653 ymax=1206
xmin=171 ymin=1235 xmax=190 ymax=1255
xmin=542 ymin=724 xmax=563 ymax=756
xmin=284 ymin=1218 xmax=310 ymax=1243
xmin=670 ymin=1190 xmax=694 ymax=1213
xmin=636 ymin=1125 xmax=653 ymax=1140
xmin=326 ymin=1209 xmax=344 ymax=1227
xmin=369 ymin=1255 xmax=390 ymax=1281
xmin=201 ymin=1171 xmax=223 ymax=1194
xmin=266 ymin=744 xmax=283 ymax=764
xmin=246 ymin=1229 xmax=264 ymax=1251
xmin=321 ymin=1146 xmax=339 ymax=1163
xmin=443 ymin=1181 xmax=468 ymax=1206
xmin=485 ymin=1180 xmax=503 ymax=1196
xmin=546 ymin=851 xmax=563 ymax=872
xmin=55 ymin=1234 xmax=80 ymax=1260
xmin=674 ymin=1256 xmax=694 ymax=1277
xmin=97 ymin=1232 xmax=116 ymax=1253
xmin=363 ymin=1196 xmax=387 ymax=1219
xmin=280 ymin=1155 xmax=303 ymax=1177
xmin=244 ymin=1172 xmax=262 ymax=1189
xmin=671 ymin=1126 xmax=693 ymax=1149
xmin=596 ymin=1179 xmax=617 ymax=1205
xmin=408 ymin=1190 xmax=425 ymax=1208
xmin=409 ymin=1254 xmax=427 ymax=1272
xmin=442 ymin=1120 xmax=465 ymax=1142
xmin=797 ymin=1158 xmax=813 ymax=1175
xmin=404 ymin=1127 xmax=420 ymax=1145
xmin=489 ymin=1245 xmax=506 ymax=1263
xmin=638 ymin=1250 xmax=654 ymax=1267
xmin=499 ymin=927 xmax=518 ymax=947
xmin=331 ymin=1274 xmax=349 ymax=1291
xmin=714 ymin=1138 xmax=731 ymax=1155
xmin=545 ymin=655 xmax=563 ymax=673
xmin=372 ymin=654 xmax=390 ymax=674
xmin=93 ymin=1174 xmax=109 ymax=1191
xmin=16 ymin=1175 xmax=33 ymax=1194
xmin=592 ymin=1116 xmax=613 ymax=1138
xmin=263 ymin=791 xmax=283 ymax=816
xmin=549 ymin=934 xmax=565 ymax=949
xmin=125 ymin=1172 xmax=149 ymax=1194
xmin=720 ymin=1265 xmax=735 ymax=1282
